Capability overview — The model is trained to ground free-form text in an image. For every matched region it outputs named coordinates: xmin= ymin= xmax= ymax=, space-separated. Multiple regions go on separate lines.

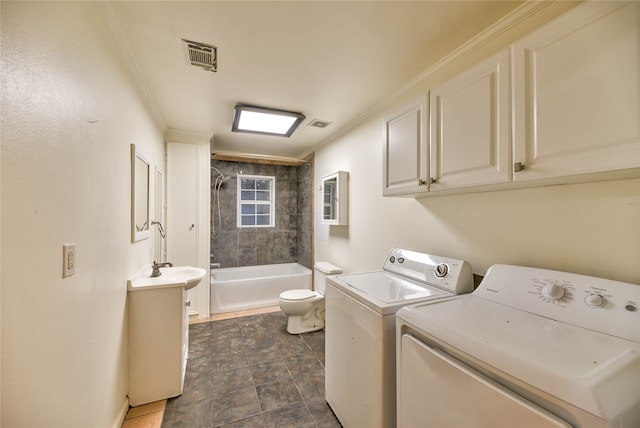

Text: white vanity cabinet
xmin=383 ymin=96 xmax=429 ymax=196
xmin=128 ymin=284 xmax=188 ymax=406
xmin=322 ymin=171 xmax=349 ymax=225
xmin=512 ymin=1 xmax=640 ymax=183
xmin=429 ymin=48 xmax=511 ymax=192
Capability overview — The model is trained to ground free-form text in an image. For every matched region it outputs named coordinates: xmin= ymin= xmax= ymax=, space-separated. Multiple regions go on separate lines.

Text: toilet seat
xmin=280 ymin=289 xmax=317 ymax=301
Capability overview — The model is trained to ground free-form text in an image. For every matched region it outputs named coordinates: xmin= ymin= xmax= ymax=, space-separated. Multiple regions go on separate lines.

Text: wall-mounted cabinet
xmin=383 ymin=96 xmax=429 ymax=196
xmin=430 ymin=48 xmax=511 ymax=192
xmin=513 ymin=1 xmax=640 ymax=183
xmin=322 ymin=171 xmax=348 ymax=225
xmin=383 ymin=1 xmax=640 ymax=198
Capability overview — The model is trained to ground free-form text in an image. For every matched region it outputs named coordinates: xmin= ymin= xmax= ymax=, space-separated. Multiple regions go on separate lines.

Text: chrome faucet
xmin=150 ymin=261 xmax=173 ymax=277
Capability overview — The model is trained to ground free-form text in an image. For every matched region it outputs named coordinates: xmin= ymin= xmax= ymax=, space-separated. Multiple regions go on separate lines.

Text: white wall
xmin=1 ymin=2 xmax=165 ymax=427
xmin=315 ymin=3 xmax=640 ymax=286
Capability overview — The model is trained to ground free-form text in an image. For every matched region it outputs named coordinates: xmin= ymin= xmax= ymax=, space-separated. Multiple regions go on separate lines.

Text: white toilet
xmin=279 ymin=261 xmax=342 ymax=334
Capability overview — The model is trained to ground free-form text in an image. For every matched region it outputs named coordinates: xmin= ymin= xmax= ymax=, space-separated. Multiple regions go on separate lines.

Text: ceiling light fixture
xmin=232 ymin=104 xmax=305 ymax=137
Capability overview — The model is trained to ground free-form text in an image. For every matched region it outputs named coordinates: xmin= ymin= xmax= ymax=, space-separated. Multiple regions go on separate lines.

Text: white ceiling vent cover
xmin=182 ymin=39 xmax=217 ymax=72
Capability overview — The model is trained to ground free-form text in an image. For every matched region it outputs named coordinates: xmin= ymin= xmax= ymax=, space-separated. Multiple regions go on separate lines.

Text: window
xmin=237 ymin=175 xmax=275 ymax=227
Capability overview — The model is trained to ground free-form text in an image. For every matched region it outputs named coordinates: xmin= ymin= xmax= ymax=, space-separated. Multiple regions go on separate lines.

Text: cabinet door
xmin=513 ymin=2 xmax=640 ymax=182
xmin=167 ymin=141 xmax=209 ymax=318
xmin=383 ymin=96 xmax=429 ymax=196
xmin=429 ymin=48 xmax=511 ymax=192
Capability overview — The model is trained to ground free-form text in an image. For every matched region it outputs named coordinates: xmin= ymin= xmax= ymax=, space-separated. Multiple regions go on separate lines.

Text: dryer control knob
xmin=434 ymin=263 xmax=449 ymax=278
xmin=542 ymin=282 xmax=566 ymax=300
xmin=585 ymin=293 xmax=606 ymax=308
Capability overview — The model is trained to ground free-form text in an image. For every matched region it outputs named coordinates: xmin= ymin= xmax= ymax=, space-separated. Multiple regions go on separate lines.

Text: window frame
xmin=236 ymin=174 xmax=276 ymax=228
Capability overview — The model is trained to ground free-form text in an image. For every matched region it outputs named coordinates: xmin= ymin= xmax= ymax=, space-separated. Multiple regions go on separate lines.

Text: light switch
xmin=63 ymin=244 xmax=76 ymax=278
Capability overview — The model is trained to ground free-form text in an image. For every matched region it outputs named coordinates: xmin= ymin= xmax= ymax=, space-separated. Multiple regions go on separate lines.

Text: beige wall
xmin=1 ymin=2 xmax=165 ymax=427
xmin=315 ymin=3 xmax=640 ymax=286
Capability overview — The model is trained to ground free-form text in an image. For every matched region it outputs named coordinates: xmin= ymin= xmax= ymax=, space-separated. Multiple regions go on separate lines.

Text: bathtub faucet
xmin=151 ymin=261 xmax=173 ymax=278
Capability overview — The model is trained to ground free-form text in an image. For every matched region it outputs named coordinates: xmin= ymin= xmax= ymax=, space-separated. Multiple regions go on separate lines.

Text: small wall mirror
xmin=131 ymin=144 xmax=151 ymax=242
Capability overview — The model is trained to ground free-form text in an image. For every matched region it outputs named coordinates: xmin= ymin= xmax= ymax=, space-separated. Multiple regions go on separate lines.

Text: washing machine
xmin=325 ymin=248 xmax=473 ymax=428
xmin=396 ymin=264 xmax=640 ymax=427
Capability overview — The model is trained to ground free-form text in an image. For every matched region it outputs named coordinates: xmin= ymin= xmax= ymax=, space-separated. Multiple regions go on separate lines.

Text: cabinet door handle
xmin=418 ymin=179 xmax=427 ymax=186
xmin=514 ymin=162 xmax=525 ymax=172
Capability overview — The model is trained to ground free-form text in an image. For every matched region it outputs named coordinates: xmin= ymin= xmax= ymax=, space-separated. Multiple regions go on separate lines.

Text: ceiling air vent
xmin=308 ymin=119 xmax=332 ymax=129
xmin=182 ymin=39 xmax=217 ymax=72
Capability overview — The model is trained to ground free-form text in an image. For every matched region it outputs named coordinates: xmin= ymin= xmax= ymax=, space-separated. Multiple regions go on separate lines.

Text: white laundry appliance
xmin=396 ymin=264 xmax=640 ymax=428
xmin=325 ymin=248 xmax=474 ymax=428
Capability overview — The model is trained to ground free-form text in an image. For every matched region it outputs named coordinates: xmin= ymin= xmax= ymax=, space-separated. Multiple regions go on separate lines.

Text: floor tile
xmin=245 ymin=344 xmax=281 ymax=366
xmin=162 ymin=398 xmax=214 ymax=428
xmin=161 ymin=310 xmax=341 ymax=428
xmin=211 ymin=386 xmax=262 ymax=426
xmin=307 ymin=398 xmax=342 ymax=428
xmin=261 ymin=402 xmax=316 ymax=428
xmin=293 ymin=369 xmax=326 ymax=402
xmin=217 ymin=412 xmax=265 ymax=427
xmin=212 ymin=349 xmax=248 ymax=373
xmin=250 ymin=358 xmax=289 ymax=385
xmin=283 ymin=352 xmax=324 ymax=376
xmin=212 ymin=366 xmax=254 ymax=395
xmin=255 ymin=373 xmax=301 ymax=411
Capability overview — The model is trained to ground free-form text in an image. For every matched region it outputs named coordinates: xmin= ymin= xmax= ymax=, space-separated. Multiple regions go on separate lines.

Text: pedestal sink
xmin=128 ymin=265 xmax=207 ymax=291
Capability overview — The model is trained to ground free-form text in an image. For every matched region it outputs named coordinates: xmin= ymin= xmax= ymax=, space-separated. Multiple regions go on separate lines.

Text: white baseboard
xmin=113 ymin=396 xmax=130 ymax=428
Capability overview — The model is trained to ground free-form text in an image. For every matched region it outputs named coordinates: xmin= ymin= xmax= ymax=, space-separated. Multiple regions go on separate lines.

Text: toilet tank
xmin=314 ymin=261 xmax=343 ymax=294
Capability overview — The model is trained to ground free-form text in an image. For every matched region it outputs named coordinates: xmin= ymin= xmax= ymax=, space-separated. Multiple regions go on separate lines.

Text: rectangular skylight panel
xmin=237 ymin=110 xmax=297 ymax=135
xmin=232 ymin=105 xmax=305 ymax=137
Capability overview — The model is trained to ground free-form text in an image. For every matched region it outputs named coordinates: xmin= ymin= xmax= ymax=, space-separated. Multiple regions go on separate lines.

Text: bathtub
xmin=210 ymin=263 xmax=312 ymax=314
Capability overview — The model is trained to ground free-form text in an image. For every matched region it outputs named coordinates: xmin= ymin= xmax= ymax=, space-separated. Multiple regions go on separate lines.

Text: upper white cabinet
xmin=513 ymin=1 xmax=640 ymax=182
xmin=383 ymin=1 xmax=639 ymax=197
xmin=383 ymin=96 xmax=429 ymax=196
xmin=322 ymin=171 xmax=348 ymax=225
xmin=430 ymin=48 xmax=511 ymax=192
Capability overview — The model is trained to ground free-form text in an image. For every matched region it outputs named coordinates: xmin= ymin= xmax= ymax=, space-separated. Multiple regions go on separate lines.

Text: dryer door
xmin=399 ymin=334 xmax=571 ymax=428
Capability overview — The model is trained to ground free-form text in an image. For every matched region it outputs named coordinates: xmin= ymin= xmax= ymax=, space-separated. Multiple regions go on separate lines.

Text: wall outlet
xmin=63 ymin=244 xmax=76 ymax=278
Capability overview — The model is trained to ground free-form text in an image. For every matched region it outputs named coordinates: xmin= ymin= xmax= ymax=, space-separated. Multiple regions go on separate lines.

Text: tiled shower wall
xmin=210 ymin=158 xmax=313 ymax=269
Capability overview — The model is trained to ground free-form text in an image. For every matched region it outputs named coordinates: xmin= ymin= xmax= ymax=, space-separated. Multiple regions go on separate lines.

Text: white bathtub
xmin=210 ymin=263 xmax=312 ymax=314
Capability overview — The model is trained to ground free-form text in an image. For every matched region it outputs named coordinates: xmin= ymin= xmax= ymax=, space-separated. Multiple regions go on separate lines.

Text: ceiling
xmin=107 ymin=1 xmax=522 ymax=159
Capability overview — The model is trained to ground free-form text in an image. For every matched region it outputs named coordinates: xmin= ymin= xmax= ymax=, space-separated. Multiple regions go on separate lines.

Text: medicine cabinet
xmin=131 ymin=144 xmax=151 ymax=242
xmin=321 ymin=171 xmax=348 ymax=225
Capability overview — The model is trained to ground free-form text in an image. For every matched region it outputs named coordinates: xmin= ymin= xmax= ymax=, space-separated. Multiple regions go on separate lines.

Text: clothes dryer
xmin=396 ymin=264 xmax=640 ymax=427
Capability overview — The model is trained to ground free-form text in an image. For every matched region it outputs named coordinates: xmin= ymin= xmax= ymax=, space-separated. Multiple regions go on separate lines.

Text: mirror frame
xmin=131 ymin=144 xmax=151 ymax=242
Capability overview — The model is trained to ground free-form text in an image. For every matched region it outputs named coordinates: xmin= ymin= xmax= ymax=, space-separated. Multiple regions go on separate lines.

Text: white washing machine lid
xmin=397 ymin=296 xmax=640 ymax=421
xmin=281 ymin=289 xmax=316 ymax=300
xmin=329 ymin=271 xmax=450 ymax=315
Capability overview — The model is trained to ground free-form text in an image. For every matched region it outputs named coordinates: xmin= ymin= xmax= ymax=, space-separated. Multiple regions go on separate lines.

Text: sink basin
xmin=159 ymin=266 xmax=207 ymax=290
xmin=128 ymin=265 xmax=207 ymax=291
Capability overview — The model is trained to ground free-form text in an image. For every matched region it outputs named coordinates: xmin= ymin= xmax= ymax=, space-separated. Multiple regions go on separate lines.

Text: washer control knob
xmin=434 ymin=263 xmax=449 ymax=278
xmin=585 ymin=293 xmax=606 ymax=308
xmin=542 ymin=282 xmax=566 ymax=300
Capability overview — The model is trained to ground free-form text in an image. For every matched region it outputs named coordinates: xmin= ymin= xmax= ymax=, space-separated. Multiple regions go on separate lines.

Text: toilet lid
xmin=281 ymin=289 xmax=316 ymax=301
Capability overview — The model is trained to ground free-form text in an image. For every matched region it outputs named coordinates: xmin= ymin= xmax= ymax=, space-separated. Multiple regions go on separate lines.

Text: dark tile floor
xmin=161 ymin=311 xmax=342 ymax=428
